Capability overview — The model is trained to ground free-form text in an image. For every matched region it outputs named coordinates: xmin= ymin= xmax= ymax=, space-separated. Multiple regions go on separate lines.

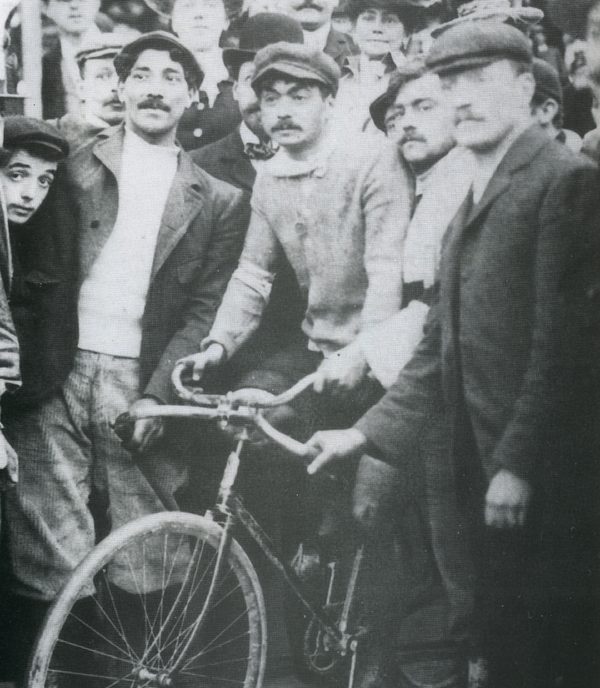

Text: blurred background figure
xmin=531 ymin=56 xmax=582 ymax=150
xmin=40 ymin=0 xmax=103 ymax=118
xmin=332 ymin=0 xmax=414 ymax=134
xmin=169 ymin=0 xmax=243 ymax=149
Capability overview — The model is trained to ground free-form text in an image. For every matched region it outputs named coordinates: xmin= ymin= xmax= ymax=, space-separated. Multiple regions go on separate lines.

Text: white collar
xmin=124 ymin=126 xmax=179 ymax=156
xmin=302 ymin=23 xmax=331 ymax=51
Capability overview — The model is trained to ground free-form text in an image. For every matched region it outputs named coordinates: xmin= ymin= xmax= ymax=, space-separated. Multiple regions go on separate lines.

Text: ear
xmin=232 ymin=79 xmax=240 ymax=104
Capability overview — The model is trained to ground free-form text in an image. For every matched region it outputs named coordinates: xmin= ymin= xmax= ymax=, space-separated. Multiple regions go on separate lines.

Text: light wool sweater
xmin=204 ymin=138 xmax=412 ymax=358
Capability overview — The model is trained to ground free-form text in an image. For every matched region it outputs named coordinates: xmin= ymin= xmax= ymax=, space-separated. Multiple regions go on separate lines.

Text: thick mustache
xmin=138 ymin=99 xmax=170 ymax=112
xmin=295 ymin=1 xmax=323 ymax=10
xmin=272 ymin=122 xmax=301 ymax=131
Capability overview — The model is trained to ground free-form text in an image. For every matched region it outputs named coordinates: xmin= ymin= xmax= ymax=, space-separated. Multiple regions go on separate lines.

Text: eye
xmin=7 ymin=171 xmax=24 ymax=181
xmin=39 ymin=176 xmax=53 ymax=189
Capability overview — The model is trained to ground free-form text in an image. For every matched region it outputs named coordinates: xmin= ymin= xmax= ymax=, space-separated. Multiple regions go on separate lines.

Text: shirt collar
xmin=264 ymin=132 xmax=336 ymax=178
xmin=239 ymin=121 xmax=261 ymax=146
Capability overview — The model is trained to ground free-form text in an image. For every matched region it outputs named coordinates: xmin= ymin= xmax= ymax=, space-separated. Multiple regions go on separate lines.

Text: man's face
xmin=172 ymin=0 xmax=228 ymax=53
xmin=233 ymin=61 xmax=264 ymax=137
xmin=45 ymin=0 xmax=100 ymax=36
xmin=440 ymin=60 xmax=534 ymax=153
xmin=119 ymin=49 xmax=193 ymax=141
xmin=80 ymin=57 xmax=124 ymax=125
xmin=384 ymin=73 xmax=455 ymax=173
xmin=354 ymin=8 xmax=405 ymax=59
xmin=0 ymin=150 xmax=57 ymax=225
xmin=278 ymin=0 xmax=337 ymax=31
xmin=259 ymin=79 xmax=332 ymax=152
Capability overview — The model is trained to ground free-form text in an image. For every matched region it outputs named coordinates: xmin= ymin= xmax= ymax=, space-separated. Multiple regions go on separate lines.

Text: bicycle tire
xmin=27 ymin=511 xmax=267 ymax=688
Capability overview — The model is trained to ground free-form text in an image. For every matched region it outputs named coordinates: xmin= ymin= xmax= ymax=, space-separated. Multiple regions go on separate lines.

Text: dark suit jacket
xmin=191 ymin=128 xmax=306 ymax=385
xmin=42 ymin=40 xmax=67 ymax=120
xmin=68 ymin=125 xmax=249 ymax=402
xmin=356 ymin=126 xmax=599 ymax=514
xmin=4 ymin=164 xmax=80 ymax=409
xmin=176 ymin=81 xmax=242 ymax=152
xmin=324 ymin=28 xmax=359 ymax=66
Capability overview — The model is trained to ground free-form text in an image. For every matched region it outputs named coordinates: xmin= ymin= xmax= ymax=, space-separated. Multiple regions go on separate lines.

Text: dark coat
xmin=324 ymin=28 xmax=359 ymax=66
xmin=68 ymin=124 xmax=249 ymax=402
xmin=42 ymin=40 xmax=67 ymax=120
xmin=191 ymin=128 xmax=306 ymax=384
xmin=356 ymin=125 xmax=599 ymax=526
xmin=176 ymin=81 xmax=242 ymax=152
xmin=4 ymin=164 xmax=80 ymax=409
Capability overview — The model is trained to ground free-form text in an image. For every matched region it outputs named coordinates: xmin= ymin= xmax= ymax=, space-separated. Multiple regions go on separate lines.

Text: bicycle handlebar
xmin=115 ymin=373 xmax=319 ymax=460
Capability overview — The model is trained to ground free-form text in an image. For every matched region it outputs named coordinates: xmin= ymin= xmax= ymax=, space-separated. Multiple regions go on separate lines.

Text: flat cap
xmin=3 ymin=116 xmax=69 ymax=159
xmin=426 ymin=20 xmax=533 ymax=75
xmin=370 ymin=58 xmax=428 ymax=131
xmin=223 ymin=13 xmax=304 ymax=70
xmin=76 ymin=33 xmax=127 ymax=69
xmin=252 ymin=42 xmax=341 ymax=95
xmin=114 ymin=31 xmax=203 ymax=90
xmin=532 ymin=57 xmax=562 ymax=105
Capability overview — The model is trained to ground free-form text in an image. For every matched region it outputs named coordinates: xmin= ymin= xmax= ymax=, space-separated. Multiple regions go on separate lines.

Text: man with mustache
xmin=3 ymin=31 xmax=248 ymax=678
xmin=305 ymin=21 xmax=600 ymax=687
xmin=47 ymin=35 xmax=127 ymax=148
xmin=278 ymin=0 xmax=359 ymax=64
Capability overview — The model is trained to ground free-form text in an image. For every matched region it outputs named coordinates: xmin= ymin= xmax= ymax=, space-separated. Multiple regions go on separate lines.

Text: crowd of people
xmin=0 ymin=0 xmax=598 ymax=687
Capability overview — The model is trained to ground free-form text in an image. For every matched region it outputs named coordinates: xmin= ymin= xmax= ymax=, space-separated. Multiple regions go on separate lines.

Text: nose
xmin=371 ymin=16 xmax=383 ymax=32
xmin=20 ymin=180 xmax=36 ymax=203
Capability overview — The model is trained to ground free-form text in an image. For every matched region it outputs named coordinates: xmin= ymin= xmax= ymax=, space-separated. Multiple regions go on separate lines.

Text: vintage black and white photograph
xmin=0 ymin=0 xmax=598 ymax=686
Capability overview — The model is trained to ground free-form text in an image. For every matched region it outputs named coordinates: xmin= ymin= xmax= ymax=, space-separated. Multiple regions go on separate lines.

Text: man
xmin=192 ymin=13 xmax=306 ymax=386
xmin=41 ymin=0 xmax=103 ymax=118
xmin=48 ymin=34 xmax=126 ymax=148
xmin=277 ymin=0 xmax=359 ymax=64
xmin=306 ymin=22 xmax=599 ymax=687
xmin=531 ymin=57 xmax=582 ymax=152
xmin=171 ymin=0 xmax=243 ymax=150
xmin=3 ymin=31 xmax=248 ymax=680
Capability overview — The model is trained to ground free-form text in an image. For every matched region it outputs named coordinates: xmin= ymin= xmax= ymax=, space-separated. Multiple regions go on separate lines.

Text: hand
xmin=127 ymin=398 xmax=165 ymax=454
xmin=485 ymin=469 xmax=532 ymax=528
xmin=306 ymin=428 xmax=368 ymax=475
xmin=172 ymin=343 xmax=225 ymax=394
xmin=313 ymin=342 xmax=370 ymax=396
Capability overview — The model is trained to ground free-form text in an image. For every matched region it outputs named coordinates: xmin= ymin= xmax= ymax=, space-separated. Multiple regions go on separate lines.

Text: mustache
xmin=271 ymin=122 xmax=302 ymax=131
xmin=104 ymin=97 xmax=124 ymax=107
xmin=401 ymin=134 xmax=426 ymax=145
xmin=138 ymin=98 xmax=170 ymax=112
xmin=295 ymin=1 xmax=323 ymax=9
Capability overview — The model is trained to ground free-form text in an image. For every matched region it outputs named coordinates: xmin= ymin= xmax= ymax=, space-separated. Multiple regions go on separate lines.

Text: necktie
xmin=244 ymin=141 xmax=276 ymax=161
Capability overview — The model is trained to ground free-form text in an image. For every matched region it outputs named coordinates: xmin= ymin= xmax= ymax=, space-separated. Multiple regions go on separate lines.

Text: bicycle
xmin=26 ymin=373 xmax=367 ymax=688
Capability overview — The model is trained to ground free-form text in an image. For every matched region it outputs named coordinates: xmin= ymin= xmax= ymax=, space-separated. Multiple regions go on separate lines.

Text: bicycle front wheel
xmin=27 ymin=512 xmax=267 ymax=688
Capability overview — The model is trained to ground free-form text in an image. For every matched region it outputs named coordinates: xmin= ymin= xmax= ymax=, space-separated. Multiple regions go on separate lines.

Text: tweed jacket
xmin=356 ymin=126 xmax=599 ymax=492
xmin=68 ymin=124 xmax=248 ymax=402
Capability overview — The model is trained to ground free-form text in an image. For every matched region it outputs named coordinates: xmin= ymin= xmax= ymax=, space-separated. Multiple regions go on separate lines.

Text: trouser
xmin=3 ymin=349 xmax=188 ymax=601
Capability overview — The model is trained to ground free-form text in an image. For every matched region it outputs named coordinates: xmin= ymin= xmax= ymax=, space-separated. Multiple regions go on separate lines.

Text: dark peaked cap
xmin=223 ymin=13 xmax=304 ymax=70
xmin=426 ymin=20 xmax=532 ymax=76
xmin=3 ymin=116 xmax=69 ymax=159
xmin=370 ymin=58 xmax=428 ymax=131
xmin=114 ymin=31 xmax=204 ymax=90
xmin=252 ymin=42 xmax=341 ymax=95
xmin=532 ymin=57 xmax=562 ymax=105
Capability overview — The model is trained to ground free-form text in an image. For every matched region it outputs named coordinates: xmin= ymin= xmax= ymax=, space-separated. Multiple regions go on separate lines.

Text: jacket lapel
xmin=151 ymin=153 xmax=206 ymax=280
xmin=224 ymin=130 xmax=256 ymax=192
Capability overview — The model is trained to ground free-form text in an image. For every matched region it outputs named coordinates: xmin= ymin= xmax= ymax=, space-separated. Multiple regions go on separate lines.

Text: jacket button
xmin=90 ymin=220 xmax=100 ymax=229
xmin=193 ymin=128 xmax=203 ymax=138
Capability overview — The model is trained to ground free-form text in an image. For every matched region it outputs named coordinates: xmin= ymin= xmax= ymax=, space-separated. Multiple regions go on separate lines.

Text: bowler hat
xmin=114 ymin=31 xmax=204 ymax=90
xmin=370 ymin=58 xmax=428 ymax=131
xmin=426 ymin=20 xmax=532 ymax=76
xmin=3 ymin=116 xmax=69 ymax=160
xmin=222 ymin=13 xmax=304 ymax=71
xmin=76 ymin=34 xmax=128 ymax=70
xmin=252 ymin=42 xmax=341 ymax=95
xmin=532 ymin=58 xmax=563 ymax=105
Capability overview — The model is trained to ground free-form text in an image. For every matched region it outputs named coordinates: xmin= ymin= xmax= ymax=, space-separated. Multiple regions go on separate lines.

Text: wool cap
xmin=76 ymin=33 xmax=127 ymax=70
xmin=114 ymin=31 xmax=204 ymax=90
xmin=3 ymin=116 xmax=69 ymax=159
xmin=252 ymin=42 xmax=341 ymax=95
xmin=426 ymin=20 xmax=533 ymax=75
xmin=370 ymin=58 xmax=428 ymax=131
xmin=223 ymin=13 xmax=304 ymax=70
xmin=532 ymin=57 xmax=562 ymax=105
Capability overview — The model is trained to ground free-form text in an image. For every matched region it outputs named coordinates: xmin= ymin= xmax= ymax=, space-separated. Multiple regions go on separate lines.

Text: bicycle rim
xmin=27 ymin=512 xmax=267 ymax=688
